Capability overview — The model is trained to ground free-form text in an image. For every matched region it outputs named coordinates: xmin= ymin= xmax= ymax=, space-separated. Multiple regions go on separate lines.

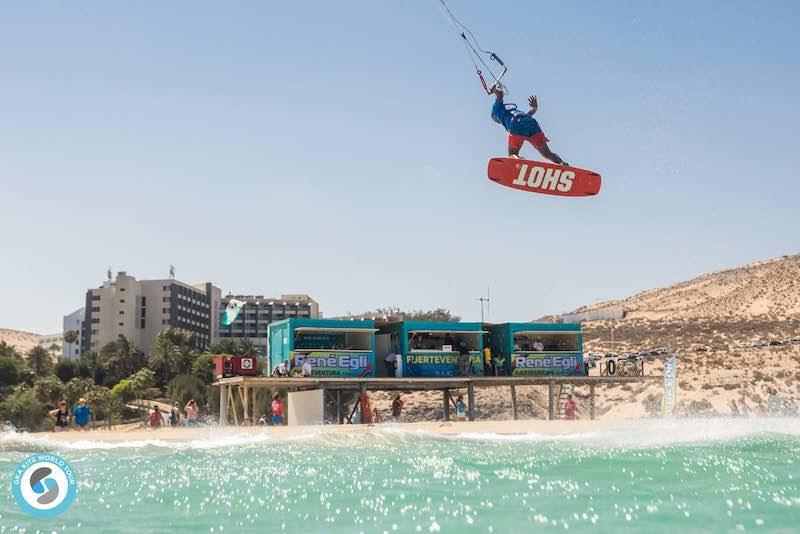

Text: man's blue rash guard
xmin=491 ymin=99 xmax=542 ymax=137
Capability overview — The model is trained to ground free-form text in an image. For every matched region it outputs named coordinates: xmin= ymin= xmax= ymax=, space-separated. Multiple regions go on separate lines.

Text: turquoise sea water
xmin=1 ymin=419 xmax=799 ymax=533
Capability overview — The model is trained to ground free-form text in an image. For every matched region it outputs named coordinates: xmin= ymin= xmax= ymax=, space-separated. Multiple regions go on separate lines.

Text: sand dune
xmin=0 ymin=328 xmax=41 ymax=355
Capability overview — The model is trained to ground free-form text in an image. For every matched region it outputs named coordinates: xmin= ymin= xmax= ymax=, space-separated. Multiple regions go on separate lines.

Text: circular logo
xmin=12 ymin=454 xmax=77 ymax=518
xmin=240 ymin=358 xmax=253 ymax=370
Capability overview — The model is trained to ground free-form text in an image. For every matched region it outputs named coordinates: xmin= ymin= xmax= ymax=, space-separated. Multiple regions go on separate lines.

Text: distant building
xmin=37 ymin=333 xmax=64 ymax=358
xmin=81 ymin=272 xmax=221 ymax=355
xmin=62 ymin=307 xmax=85 ymax=359
xmin=216 ymin=294 xmax=320 ymax=355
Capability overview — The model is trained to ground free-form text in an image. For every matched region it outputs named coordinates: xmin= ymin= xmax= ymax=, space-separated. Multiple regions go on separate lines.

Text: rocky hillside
xmin=573 ymin=254 xmax=800 ymax=322
xmin=0 ymin=328 xmax=41 ymax=356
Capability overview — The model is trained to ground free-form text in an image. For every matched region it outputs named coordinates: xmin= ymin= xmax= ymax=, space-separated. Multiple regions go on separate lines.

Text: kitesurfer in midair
xmin=490 ymin=84 xmax=567 ymax=165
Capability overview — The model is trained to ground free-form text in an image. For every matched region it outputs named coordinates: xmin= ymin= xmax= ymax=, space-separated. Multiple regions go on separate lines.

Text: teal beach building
xmin=268 ymin=318 xmax=377 ymax=377
xmin=487 ymin=322 xmax=585 ymax=376
xmin=377 ymin=321 xmax=485 ymax=377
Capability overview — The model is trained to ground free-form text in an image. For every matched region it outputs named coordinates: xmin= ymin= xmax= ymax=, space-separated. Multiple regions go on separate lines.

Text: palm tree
xmin=64 ymin=330 xmax=78 ymax=345
xmin=238 ymin=338 xmax=258 ymax=357
xmin=148 ymin=334 xmax=179 ymax=385
xmin=27 ymin=345 xmax=54 ymax=375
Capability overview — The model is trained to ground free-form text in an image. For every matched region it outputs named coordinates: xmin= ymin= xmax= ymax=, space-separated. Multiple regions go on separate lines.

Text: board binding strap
xmin=487 ymin=158 xmax=602 ymax=197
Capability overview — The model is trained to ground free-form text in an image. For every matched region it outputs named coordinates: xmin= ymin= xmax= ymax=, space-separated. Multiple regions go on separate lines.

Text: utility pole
xmin=477 ymin=287 xmax=491 ymax=322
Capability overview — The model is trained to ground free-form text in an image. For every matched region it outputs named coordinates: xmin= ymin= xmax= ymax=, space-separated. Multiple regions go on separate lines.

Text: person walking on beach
xmin=184 ymin=399 xmax=199 ymax=427
xmin=50 ymin=400 xmax=70 ymax=432
xmin=169 ymin=402 xmax=181 ymax=427
xmin=72 ymin=398 xmax=92 ymax=431
xmin=148 ymin=406 xmax=164 ymax=428
xmin=455 ymin=395 xmax=467 ymax=421
xmin=563 ymin=394 xmax=576 ymax=420
xmin=360 ymin=393 xmax=373 ymax=424
xmin=271 ymin=394 xmax=284 ymax=425
xmin=391 ymin=394 xmax=404 ymax=422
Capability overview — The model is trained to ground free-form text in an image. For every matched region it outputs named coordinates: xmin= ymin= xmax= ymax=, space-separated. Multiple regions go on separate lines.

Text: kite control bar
xmin=438 ymin=0 xmax=511 ymax=96
xmin=457 ymin=31 xmax=508 ymax=95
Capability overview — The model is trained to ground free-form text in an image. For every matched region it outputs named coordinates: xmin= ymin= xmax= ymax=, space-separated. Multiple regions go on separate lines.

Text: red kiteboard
xmin=487 ymin=158 xmax=601 ymax=197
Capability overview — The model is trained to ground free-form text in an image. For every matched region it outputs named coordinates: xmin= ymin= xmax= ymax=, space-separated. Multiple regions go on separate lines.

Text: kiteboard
xmin=487 ymin=158 xmax=601 ymax=197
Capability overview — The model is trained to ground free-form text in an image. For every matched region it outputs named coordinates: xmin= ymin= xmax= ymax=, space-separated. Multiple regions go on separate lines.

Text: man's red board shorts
xmin=508 ymin=131 xmax=549 ymax=152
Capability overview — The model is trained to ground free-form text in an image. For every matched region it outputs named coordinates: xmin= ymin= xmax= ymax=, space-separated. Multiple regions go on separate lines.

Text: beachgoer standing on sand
xmin=373 ymin=407 xmax=381 ymax=424
xmin=271 ymin=394 xmax=284 ymax=425
xmin=169 ymin=402 xmax=181 ymax=427
xmin=391 ymin=394 xmax=404 ymax=422
xmin=72 ymin=398 xmax=92 ymax=431
xmin=184 ymin=399 xmax=199 ymax=427
xmin=564 ymin=394 xmax=576 ymax=420
xmin=455 ymin=395 xmax=467 ymax=421
xmin=148 ymin=406 xmax=163 ymax=428
xmin=360 ymin=393 xmax=373 ymax=424
xmin=50 ymin=400 xmax=70 ymax=432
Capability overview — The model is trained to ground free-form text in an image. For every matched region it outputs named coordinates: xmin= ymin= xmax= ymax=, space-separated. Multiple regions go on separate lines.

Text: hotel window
xmin=119 ymin=310 xmax=124 ymax=315
xmin=92 ymin=295 xmax=101 ymax=301
xmin=119 ymin=322 xmax=124 ymax=327
xmin=120 ymin=299 xmax=125 ymax=303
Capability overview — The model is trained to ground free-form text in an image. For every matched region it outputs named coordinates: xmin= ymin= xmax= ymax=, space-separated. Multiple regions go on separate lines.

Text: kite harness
xmin=437 ymin=0 xmax=508 ymax=94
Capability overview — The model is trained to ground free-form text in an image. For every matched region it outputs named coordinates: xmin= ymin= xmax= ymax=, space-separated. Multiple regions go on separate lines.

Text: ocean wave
xmin=1 ymin=418 xmax=799 ymax=452
xmin=452 ymin=418 xmax=800 ymax=447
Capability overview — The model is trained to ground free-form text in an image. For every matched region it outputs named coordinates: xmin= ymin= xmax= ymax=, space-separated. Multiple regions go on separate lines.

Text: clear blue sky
xmin=1 ymin=1 xmax=798 ymax=334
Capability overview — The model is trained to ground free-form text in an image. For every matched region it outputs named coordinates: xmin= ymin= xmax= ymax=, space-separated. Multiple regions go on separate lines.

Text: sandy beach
xmin=21 ymin=418 xmax=622 ymax=443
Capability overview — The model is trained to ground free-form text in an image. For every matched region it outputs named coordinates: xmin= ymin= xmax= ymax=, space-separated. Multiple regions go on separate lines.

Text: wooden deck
xmin=213 ymin=375 xmax=660 ymax=424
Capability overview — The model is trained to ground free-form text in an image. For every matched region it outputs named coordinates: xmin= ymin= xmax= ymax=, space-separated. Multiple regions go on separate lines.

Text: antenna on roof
xmin=477 ymin=286 xmax=491 ymax=322
xmin=169 ymin=265 xmax=175 ymax=280
xmin=107 ymin=267 xmax=112 ymax=281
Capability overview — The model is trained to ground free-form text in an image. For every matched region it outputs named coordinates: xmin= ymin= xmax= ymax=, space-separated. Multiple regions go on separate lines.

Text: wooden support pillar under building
xmin=228 ymin=387 xmax=239 ymax=426
xmin=589 ymin=383 xmax=596 ymax=420
xmin=443 ymin=389 xmax=450 ymax=421
xmin=548 ymin=381 xmax=555 ymax=420
xmin=467 ymin=383 xmax=475 ymax=421
xmin=359 ymin=383 xmax=369 ymax=424
xmin=337 ymin=390 xmax=343 ymax=424
xmin=219 ymin=384 xmax=228 ymax=425
xmin=252 ymin=387 xmax=258 ymax=422
xmin=510 ymin=384 xmax=518 ymax=420
xmin=238 ymin=387 xmax=250 ymax=425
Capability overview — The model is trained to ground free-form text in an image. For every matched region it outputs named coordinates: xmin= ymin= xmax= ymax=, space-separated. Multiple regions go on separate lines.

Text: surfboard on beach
xmin=487 ymin=157 xmax=602 ymax=197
